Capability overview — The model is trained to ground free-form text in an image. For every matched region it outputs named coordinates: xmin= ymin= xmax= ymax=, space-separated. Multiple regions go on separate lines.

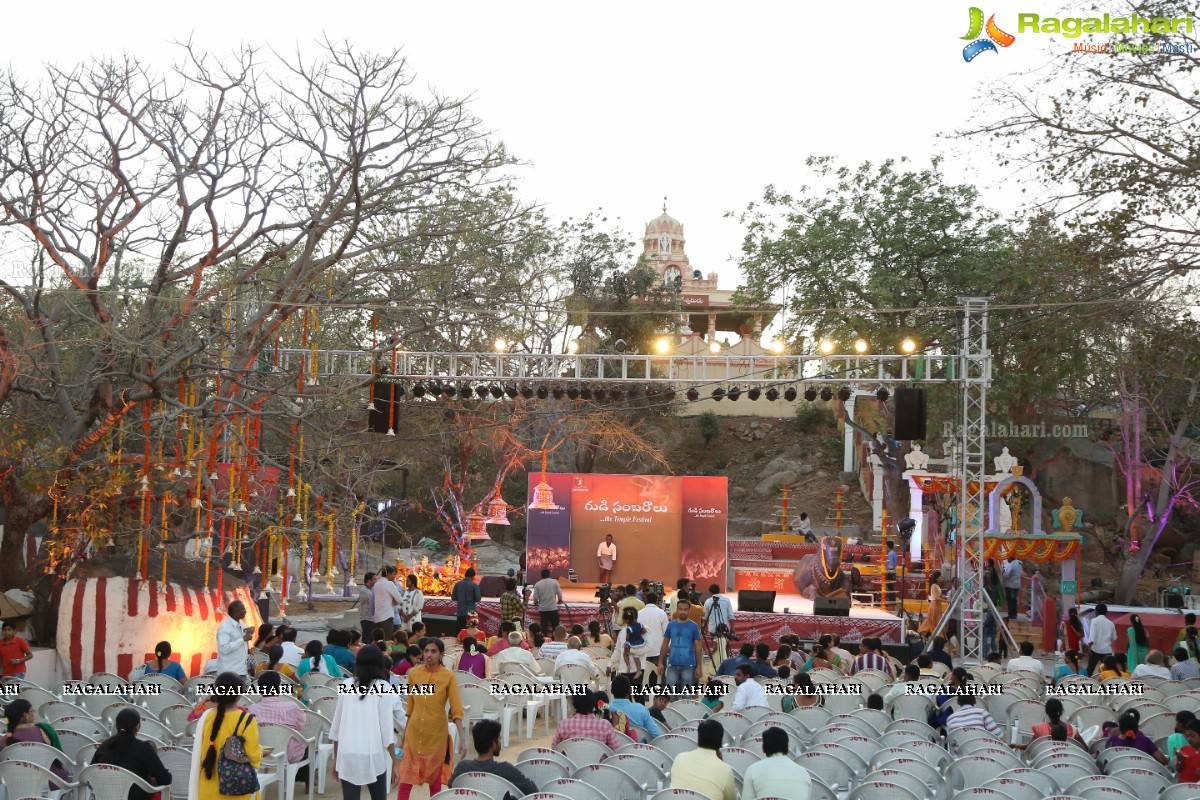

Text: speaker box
xmin=813 ymin=596 xmax=851 ymax=617
xmin=737 ymin=590 xmax=776 ymax=613
xmin=478 ymin=575 xmax=508 ymax=598
xmin=1165 ymin=593 xmax=1186 ymax=609
xmin=368 ymin=382 xmax=399 ymax=433
xmin=894 ymin=387 xmax=927 ymax=441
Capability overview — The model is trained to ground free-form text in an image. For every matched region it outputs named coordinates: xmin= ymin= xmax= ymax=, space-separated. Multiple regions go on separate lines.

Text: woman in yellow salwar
xmin=396 ymin=638 xmax=466 ymax=800
xmin=918 ymin=571 xmax=944 ymax=638
xmin=187 ymin=672 xmax=262 ymax=800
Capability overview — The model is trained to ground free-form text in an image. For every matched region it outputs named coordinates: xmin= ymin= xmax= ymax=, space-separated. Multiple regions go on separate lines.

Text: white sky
xmin=2 ymin=2 xmax=1078 ymax=288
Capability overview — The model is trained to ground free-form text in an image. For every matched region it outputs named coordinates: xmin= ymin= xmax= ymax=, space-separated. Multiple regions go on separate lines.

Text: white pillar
xmin=871 ymin=463 xmax=884 ymax=531
xmin=905 ymin=475 xmax=925 ymax=562
xmin=842 ymin=395 xmax=857 ymax=474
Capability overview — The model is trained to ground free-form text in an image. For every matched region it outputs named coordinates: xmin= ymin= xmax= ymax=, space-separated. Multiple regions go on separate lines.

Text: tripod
xmin=701 ymin=596 xmax=730 ymax=672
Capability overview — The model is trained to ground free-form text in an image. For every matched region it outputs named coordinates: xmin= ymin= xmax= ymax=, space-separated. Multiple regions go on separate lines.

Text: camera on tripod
xmin=716 ymin=622 xmax=739 ymax=642
xmin=647 ymin=581 xmax=665 ymax=599
xmin=595 ymin=583 xmax=612 ymax=603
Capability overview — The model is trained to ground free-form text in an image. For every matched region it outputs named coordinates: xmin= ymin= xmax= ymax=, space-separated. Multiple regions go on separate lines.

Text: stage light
xmin=766 ymin=387 xmax=779 ymax=401
xmin=728 ymin=387 xmax=741 ymax=401
xmin=804 ymin=388 xmax=817 ymax=402
xmin=645 ymin=386 xmax=658 ymax=398
xmin=708 ymin=341 xmax=722 ymax=355
xmin=412 ymin=383 xmax=426 ymax=398
xmin=593 ymin=387 xmax=606 ymax=401
xmin=566 ymin=386 xmax=579 ymax=400
xmin=854 ymin=338 xmax=869 ymax=354
xmin=663 ymin=388 xmax=676 ymax=401
xmin=770 ymin=340 xmax=785 ymax=355
xmin=504 ymin=385 xmax=518 ymax=399
xmin=686 ymin=387 xmax=699 ymax=401
xmin=712 ymin=387 xmax=725 ymax=401
xmin=536 ymin=386 xmax=548 ymax=399
xmin=459 ymin=385 xmax=473 ymax=399
xmin=520 ymin=386 xmax=534 ymax=399
xmin=489 ymin=385 xmax=503 ymax=399
xmin=784 ymin=387 xmax=797 ymax=402
xmin=615 ymin=339 xmax=628 ymax=352
xmin=837 ymin=386 xmax=852 ymax=402
xmin=655 ymin=338 xmax=671 ymax=355
xmin=876 ymin=387 xmax=890 ymax=402
xmin=580 ymin=387 xmax=593 ymax=400
xmin=818 ymin=340 xmax=835 ymax=355
xmin=820 ymin=387 xmax=833 ymax=401
xmin=551 ymin=387 xmax=564 ymax=400
xmin=427 ymin=382 xmax=442 ymax=397
xmin=900 ymin=338 xmax=917 ymax=354
xmin=494 ymin=338 xmax=507 ymax=352
xmin=748 ymin=387 xmax=761 ymax=401
xmin=567 ymin=340 xmax=580 ymax=354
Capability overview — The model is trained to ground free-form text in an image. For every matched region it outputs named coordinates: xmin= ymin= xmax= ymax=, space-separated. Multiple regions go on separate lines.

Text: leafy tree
xmin=697 ymin=412 xmax=722 ymax=448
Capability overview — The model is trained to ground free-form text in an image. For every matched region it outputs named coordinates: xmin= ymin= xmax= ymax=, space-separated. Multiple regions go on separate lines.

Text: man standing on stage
xmin=596 ymin=534 xmax=617 ymax=584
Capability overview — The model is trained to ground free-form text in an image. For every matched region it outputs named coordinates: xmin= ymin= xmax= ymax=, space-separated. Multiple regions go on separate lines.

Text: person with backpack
xmin=187 ymin=672 xmax=262 ymax=800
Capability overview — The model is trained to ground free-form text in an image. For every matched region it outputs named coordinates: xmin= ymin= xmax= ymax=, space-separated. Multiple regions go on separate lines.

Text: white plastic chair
xmin=871 ymin=768 xmax=935 ymax=800
xmin=257 ymin=722 xmax=314 ymax=800
xmin=848 ymin=780 xmax=920 ymax=800
xmin=648 ymin=733 xmax=694 ymax=761
xmin=0 ymin=741 xmax=76 ymax=776
xmin=157 ymin=745 xmax=192 ymax=799
xmin=649 ymin=790 xmax=709 ymax=800
xmin=1105 ymin=767 xmax=1171 ymax=796
xmin=139 ymin=688 xmax=190 ymax=718
xmin=613 ymin=743 xmax=671 ymax=774
xmin=517 ymin=747 xmax=577 ymax=771
xmin=431 ymin=790 xmax=493 ymax=800
xmin=602 ymin=753 xmax=665 ymax=790
xmin=794 ymin=751 xmax=855 ymax=791
xmin=540 ymin=777 xmax=608 ymax=800
xmin=1063 ymin=774 xmax=1136 ymax=797
xmin=1162 ymin=785 xmax=1200 ymax=800
xmin=55 ymin=730 xmax=99 ymax=762
xmin=555 ymin=736 xmax=613 ymax=766
xmin=78 ymin=763 xmax=168 ymax=800
xmin=514 ymin=757 xmax=571 ymax=789
xmin=0 ymin=758 xmax=77 ymax=799
xmin=451 ymin=770 xmax=522 ymax=799
xmin=569 ymin=763 xmax=643 ymax=800
xmin=300 ymin=709 xmax=334 ymax=795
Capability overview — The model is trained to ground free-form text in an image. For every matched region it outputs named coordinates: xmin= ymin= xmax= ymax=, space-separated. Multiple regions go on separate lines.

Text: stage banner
xmin=683 ymin=476 xmax=729 ymax=591
xmin=525 ymin=472 xmax=574 ymax=578
xmin=526 ymin=473 xmax=728 ymax=591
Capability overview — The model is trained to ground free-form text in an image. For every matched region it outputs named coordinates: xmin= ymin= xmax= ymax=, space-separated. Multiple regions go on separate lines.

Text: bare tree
xmin=0 ymin=41 xmax=516 ymax=593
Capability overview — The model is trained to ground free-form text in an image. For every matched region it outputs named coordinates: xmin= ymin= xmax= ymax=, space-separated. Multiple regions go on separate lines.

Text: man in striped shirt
xmin=945 ymin=694 xmax=1003 ymax=738
xmin=850 ymin=637 xmax=893 ymax=677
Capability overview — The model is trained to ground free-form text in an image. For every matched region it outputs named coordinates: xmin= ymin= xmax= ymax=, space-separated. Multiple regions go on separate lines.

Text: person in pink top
xmin=247 ymin=671 xmax=308 ymax=767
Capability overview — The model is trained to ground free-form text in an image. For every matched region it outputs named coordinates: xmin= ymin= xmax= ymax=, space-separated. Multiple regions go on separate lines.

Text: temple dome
xmin=645 ymin=206 xmax=684 ymax=237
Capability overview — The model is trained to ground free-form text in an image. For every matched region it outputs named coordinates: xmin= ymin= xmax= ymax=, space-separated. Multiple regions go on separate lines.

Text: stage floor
xmin=556 ymin=586 xmax=901 ymax=621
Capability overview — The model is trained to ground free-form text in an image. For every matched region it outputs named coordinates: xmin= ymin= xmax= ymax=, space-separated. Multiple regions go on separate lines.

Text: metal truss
xmin=277 ymin=348 xmax=958 ymax=386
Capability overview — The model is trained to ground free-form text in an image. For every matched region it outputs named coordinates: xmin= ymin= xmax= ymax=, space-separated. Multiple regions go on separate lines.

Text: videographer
xmin=702 ymin=584 xmax=734 ymax=668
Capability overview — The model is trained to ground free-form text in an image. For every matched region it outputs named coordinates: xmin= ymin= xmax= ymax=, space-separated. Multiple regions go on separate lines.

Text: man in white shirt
xmin=553 ymin=637 xmax=599 ymax=678
xmin=638 ymin=592 xmax=670 ymax=680
xmin=539 ymin=626 xmax=569 ymax=660
xmin=398 ymin=573 xmax=425 ymax=632
xmin=1085 ymin=603 xmax=1117 ymax=676
xmin=1006 ymin=641 xmax=1045 ymax=678
xmin=731 ymin=664 xmax=769 ymax=711
xmin=596 ymin=534 xmax=616 ymax=584
xmin=492 ymin=631 xmax=542 ymax=674
xmin=371 ymin=565 xmax=405 ymax=638
xmin=277 ymin=626 xmax=304 ymax=669
xmin=740 ymin=726 xmax=812 ymax=800
xmin=215 ymin=601 xmax=252 ymax=676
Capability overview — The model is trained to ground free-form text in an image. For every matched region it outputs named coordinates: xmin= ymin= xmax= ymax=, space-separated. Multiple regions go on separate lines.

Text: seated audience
xmin=455 ymin=637 xmax=491 ymax=680
xmin=457 ymin=615 xmax=484 ymax=645
xmin=392 ymin=645 xmax=421 ymax=677
xmin=492 ymin=632 xmax=542 ymax=674
xmin=1132 ymin=649 xmax=1172 ymax=680
xmin=1176 ymin=719 xmax=1200 ymax=783
xmin=296 ymin=640 xmax=341 ymax=679
xmin=1107 ymin=711 xmax=1169 ymax=764
xmin=670 ymin=719 xmax=736 ymax=800
xmin=1053 ymin=649 xmax=1085 ymax=682
xmin=554 ymin=637 xmax=599 ymax=677
xmin=716 ymin=643 xmax=754 ymax=677
xmin=851 ymin=638 xmax=893 ymax=677
xmin=1169 ymin=711 xmax=1197 ymax=766
xmin=550 ymin=692 xmax=618 ymax=751
xmin=1006 ymin=641 xmax=1045 ymax=678
xmin=929 ymin=637 xmax=953 ymax=670
xmin=247 ymin=671 xmax=308 ymax=776
xmin=750 ymin=643 xmax=778 ymax=678
xmin=585 ymin=620 xmax=614 ymax=651
xmin=450 ymin=719 xmax=538 ymax=798
xmin=254 ymin=644 xmax=297 ymax=680
xmin=731 ymin=664 xmax=768 ymax=711
xmin=783 ymin=673 xmax=820 ymax=713
xmin=608 ymin=675 xmax=660 ymax=738
xmin=139 ymin=641 xmax=187 ymax=683
xmin=0 ymin=700 xmax=70 ymax=780
xmin=91 ymin=708 xmax=172 ymax=800
xmin=539 ymin=626 xmax=570 ymax=660
xmin=1174 ymin=647 xmax=1200 ymax=681
xmin=323 ymin=629 xmax=357 ymax=672
xmin=740 ymin=726 xmax=811 ymax=800
xmin=945 ymin=694 xmax=1002 ymax=738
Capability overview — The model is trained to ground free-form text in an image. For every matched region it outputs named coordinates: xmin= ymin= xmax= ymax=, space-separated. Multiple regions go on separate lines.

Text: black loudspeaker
xmin=1165 ymin=593 xmax=1186 ymax=609
xmin=478 ymin=575 xmax=507 ymax=598
xmin=894 ymin=387 xmax=927 ymax=441
xmin=737 ymin=590 xmax=776 ymax=613
xmin=813 ymin=596 xmax=851 ymax=617
xmin=368 ymin=382 xmax=398 ymax=433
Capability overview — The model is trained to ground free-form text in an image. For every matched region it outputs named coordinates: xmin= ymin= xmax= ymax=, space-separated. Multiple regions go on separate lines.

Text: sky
xmin=2 ymin=2 xmax=1078 ymax=290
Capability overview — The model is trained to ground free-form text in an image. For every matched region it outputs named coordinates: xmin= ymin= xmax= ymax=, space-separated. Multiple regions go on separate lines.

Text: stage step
xmin=1004 ymin=618 xmax=1048 ymax=653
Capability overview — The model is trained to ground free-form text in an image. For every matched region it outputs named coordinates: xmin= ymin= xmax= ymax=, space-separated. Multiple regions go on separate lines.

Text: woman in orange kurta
xmin=919 ymin=570 xmax=944 ymax=638
xmin=396 ymin=638 xmax=465 ymax=800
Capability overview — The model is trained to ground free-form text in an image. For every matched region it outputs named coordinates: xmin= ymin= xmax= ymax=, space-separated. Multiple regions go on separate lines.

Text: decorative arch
xmin=988 ymin=474 xmax=1043 ymax=534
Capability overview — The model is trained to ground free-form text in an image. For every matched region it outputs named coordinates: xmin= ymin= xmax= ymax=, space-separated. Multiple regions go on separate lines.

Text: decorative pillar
xmin=752 ymin=315 xmax=762 ymax=334
xmin=842 ymin=394 xmax=857 ymax=473
xmin=905 ymin=475 xmax=926 ymax=563
xmin=707 ymin=313 xmax=717 ymax=339
xmin=870 ymin=457 xmax=884 ymax=531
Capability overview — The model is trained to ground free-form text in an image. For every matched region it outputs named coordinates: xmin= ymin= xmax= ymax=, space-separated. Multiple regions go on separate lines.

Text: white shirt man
xmin=731 ymin=665 xmax=769 ymax=711
xmin=1006 ymin=651 xmax=1046 ymax=677
xmin=372 ymin=571 xmax=405 ymax=626
xmin=638 ymin=598 xmax=670 ymax=661
xmin=554 ymin=638 xmax=599 ymax=677
xmin=596 ymin=538 xmax=617 ymax=574
xmin=215 ymin=603 xmax=251 ymax=676
xmin=399 ymin=578 xmax=425 ymax=630
xmin=279 ymin=635 xmax=305 ymax=669
xmin=1087 ymin=610 xmax=1117 ymax=656
xmin=493 ymin=632 xmax=542 ymax=674
xmin=702 ymin=589 xmax=734 ymax=635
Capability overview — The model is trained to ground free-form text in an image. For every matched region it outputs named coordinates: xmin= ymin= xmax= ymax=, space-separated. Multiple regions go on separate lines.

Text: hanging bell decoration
xmin=191 ymin=497 xmax=202 ymax=509
xmin=347 ymin=576 xmax=357 ymax=589
xmin=528 ymin=482 xmax=560 ymax=511
xmin=465 ymin=511 xmax=491 ymax=541
xmin=286 ymin=486 xmax=296 ymax=499
xmin=297 ymin=588 xmax=309 ymax=603
xmin=487 ymin=496 xmax=510 ymax=525
xmin=235 ymin=501 xmax=249 ymax=514
xmin=324 ymin=582 xmax=336 ymax=595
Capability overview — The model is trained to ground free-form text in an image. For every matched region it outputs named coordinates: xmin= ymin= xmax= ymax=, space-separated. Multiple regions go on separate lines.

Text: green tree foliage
xmin=697 ymin=411 xmax=722 ymax=448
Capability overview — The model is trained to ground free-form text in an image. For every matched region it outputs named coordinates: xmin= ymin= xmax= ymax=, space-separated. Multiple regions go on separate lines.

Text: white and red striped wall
xmin=57 ymin=578 xmax=261 ymax=680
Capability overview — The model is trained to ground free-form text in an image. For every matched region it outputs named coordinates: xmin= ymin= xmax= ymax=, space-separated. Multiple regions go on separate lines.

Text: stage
xmin=420 ymin=585 xmax=906 ymax=648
